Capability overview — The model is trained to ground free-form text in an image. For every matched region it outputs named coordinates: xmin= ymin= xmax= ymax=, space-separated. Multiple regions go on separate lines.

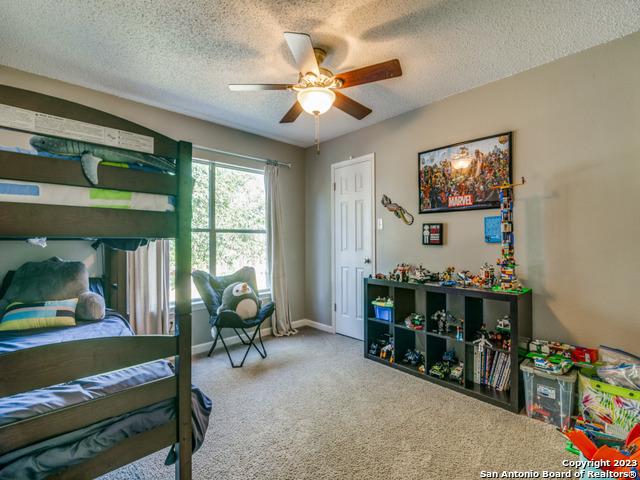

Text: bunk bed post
xmin=175 ymin=140 xmax=193 ymax=480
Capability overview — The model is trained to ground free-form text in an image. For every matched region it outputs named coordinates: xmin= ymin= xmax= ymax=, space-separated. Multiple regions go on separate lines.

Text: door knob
xmin=364 ymin=257 xmax=371 ymax=264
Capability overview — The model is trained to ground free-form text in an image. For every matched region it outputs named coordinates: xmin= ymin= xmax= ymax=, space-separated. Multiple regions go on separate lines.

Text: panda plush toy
xmin=218 ymin=282 xmax=260 ymax=320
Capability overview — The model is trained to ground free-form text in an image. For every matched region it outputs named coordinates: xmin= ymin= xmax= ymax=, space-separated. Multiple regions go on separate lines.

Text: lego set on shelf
xmin=372 ymin=261 xmax=529 ymax=294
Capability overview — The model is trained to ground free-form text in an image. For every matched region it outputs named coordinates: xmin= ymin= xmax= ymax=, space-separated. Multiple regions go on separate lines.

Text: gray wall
xmin=0 ymin=66 xmax=306 ymax=346
xmin=305 ymin=32 xmax=640 ymax=355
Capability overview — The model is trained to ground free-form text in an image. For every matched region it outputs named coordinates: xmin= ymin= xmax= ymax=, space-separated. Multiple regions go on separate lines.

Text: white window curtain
xmin=265 ymin=164 xmax=297 ymax=336
xmin=126 ymin=240 xmax=171 ymax=334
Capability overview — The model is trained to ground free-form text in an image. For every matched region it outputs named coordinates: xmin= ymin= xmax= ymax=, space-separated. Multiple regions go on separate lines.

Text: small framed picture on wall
xmin=422 ymin=223 xmax=443 ymax=245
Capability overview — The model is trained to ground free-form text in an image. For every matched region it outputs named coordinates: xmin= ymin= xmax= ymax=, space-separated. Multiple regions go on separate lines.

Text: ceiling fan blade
xmin=229 ymin=84 xmax=291 ymax=91
xmin=279 ymin=101 xmax=304 ymax=123
xmin=283 ymin=32 xmax=319 ymax=76
xmin=333 ymin=91 xmax=372 ymax=120
xmin=335 ymin=59 xmax=402 ymax=88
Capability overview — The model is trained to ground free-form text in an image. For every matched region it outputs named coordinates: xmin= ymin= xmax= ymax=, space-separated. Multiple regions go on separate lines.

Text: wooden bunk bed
xmin=0 ymin=85 xmax=197 ymax=479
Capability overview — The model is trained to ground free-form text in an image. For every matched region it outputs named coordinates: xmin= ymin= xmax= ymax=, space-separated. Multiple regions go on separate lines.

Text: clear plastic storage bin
xmin=520 ymin=359 xmax=577 ymax=430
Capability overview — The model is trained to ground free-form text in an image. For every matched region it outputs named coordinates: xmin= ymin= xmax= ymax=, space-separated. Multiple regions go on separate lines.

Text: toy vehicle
xmin=440 ymin=280 xmax=457 ymax=287
xmin=449 ymin=362 xmax=464 ymax=384
xmin=404 ymin=313 xmax=425 ymax=330
xmin=402 ymin=349 xmax=424 ymax=367
xmin=496 ymin=315 xmax=511 ymax=333
xmin=429 ymin=362 xmax=450 ymax=379
xmin=442 ymin=350 xmax=458 ymax=364
xmin=408 ymin=265 xmax=433 ymax=284
xmin=380 ymin=343 xmax=393 ymax=360
xmin=533 ymin=354 xmax=573 ymax=375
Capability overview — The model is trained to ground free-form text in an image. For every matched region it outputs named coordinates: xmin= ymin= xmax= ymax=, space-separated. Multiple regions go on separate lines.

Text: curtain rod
xmin=192 ymin=144 xmax=292 ymax=169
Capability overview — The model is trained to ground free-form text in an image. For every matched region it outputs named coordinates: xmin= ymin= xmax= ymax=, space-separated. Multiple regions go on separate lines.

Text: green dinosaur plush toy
xmin=218 ymin=282 xmax=259 ymax=320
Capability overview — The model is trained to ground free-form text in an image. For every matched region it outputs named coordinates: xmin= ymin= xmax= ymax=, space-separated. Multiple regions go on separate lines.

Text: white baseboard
xmin=191 ymin=318 xmax=334 ymax=355
xmin=295 ymin=318 xmax=336 ymax=334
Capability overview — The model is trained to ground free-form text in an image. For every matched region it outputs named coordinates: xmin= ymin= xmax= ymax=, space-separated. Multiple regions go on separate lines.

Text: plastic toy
xmin=456 ymin=271 xmax=473 ymax=288
xmin=391 ymin=263 xmax=412 ymax=283
xmin=443 ymin=350 xmax=458 ymax=364
xmin=480 ymin=262 xmax=496 ymax=289
xmin=381 ymin=194 xmax=414 ymax=225
xmin=440 ymin=266 xmax=458 ymax=286
xmin=380 ymin=342 xmax=394 ymax=360
xmin=369 ymin=333 xmax=392 ymax=358
xmin=564 ymin=423 xmax=640 ymax=477
xmin=404 ymin=313 xmax=425 ymax=330
xmin=402 ymin=349 xmax=424 ymax=367
xmin=431 ymin=309 xmax=447 ymax=334
xmin=533 ymin=356 xmax=573 ymax=375
xmin=491 ymin=177 xmax=526 ymax=293
xmin=407 ymin=264 xmax=437 ymax=284
xmin=496 ymin=315 xmax=511 ymax=333
xmin=572 ymin=347 xmax=598 ymax=364
xmin=429 ymin=362 xmax=450 ymax=379
xmin=371 ymin=297 xmax=394 ymax=308
xmin=449 ymin=362 xmax=464 ymax=384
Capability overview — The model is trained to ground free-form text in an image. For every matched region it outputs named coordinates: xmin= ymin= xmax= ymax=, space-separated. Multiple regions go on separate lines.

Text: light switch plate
xmin=377 ymin=218 xmax=383 ymax=230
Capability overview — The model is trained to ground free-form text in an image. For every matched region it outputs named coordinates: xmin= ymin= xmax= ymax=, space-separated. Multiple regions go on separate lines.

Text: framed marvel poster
xmin=418 ymin=132 xmax=512 ymax=213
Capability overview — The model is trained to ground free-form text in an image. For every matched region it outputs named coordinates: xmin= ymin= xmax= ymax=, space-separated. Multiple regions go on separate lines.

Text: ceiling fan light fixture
xmin=297 ymin=87 xmax=336 ymax=115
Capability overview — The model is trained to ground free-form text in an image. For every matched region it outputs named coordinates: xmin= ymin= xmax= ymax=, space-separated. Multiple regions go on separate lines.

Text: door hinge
xmin=333 ymin=182 xmax=336 ymax=191
xmin=333 ymin=303 xmax=337 ymax=312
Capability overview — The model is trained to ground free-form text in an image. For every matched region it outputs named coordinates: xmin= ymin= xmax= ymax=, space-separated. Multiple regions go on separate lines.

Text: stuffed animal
xmin=0 ymin=257 xmax=105 ymax=320
xmin=218 ymin=282 xmax=259 ymax=320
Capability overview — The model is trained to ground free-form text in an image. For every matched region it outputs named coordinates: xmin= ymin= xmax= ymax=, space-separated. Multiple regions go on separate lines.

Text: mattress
xmin=0 ymin=179 xmax=175 ymax=212
xmin=0 ymin=312 xmax=211 ymax=479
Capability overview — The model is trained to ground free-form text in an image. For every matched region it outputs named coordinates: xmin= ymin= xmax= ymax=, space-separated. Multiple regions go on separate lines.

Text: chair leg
xmin=218 ymin=326 xmax=266 ymax=368
xmin=252 ymin=326 xmax=267 ymax=359
xmin=207 ymin=329 xmax=220 ymax=357
xmin=233 ymin=328 xmax=251 ymax=345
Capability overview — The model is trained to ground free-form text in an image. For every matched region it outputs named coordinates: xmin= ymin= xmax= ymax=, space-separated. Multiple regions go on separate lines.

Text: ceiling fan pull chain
xmin=315 ymin=113 xmax=320 ymax=154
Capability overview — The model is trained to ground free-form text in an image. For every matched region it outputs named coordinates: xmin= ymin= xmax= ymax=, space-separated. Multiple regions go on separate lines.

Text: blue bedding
xmin=0 ymin=312 xmax=211 ymax=479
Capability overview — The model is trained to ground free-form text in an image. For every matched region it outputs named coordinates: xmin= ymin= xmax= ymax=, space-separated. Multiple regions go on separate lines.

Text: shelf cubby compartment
xmin=425 ymin=335 xmax=465 ymax=387
xmin=394 ymin=325 xmax=426 ymax=375
xmin=463 ymin=342 xmax=513 ymax=408
xmin=393 ymin=287 xmax=416 ymax=326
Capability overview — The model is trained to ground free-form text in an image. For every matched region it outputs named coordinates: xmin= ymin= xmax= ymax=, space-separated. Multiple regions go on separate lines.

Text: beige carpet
xmin=102 ymin=328 xmax=572 ymax=479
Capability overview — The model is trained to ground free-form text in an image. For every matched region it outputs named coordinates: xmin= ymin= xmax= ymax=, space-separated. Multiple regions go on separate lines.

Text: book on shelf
xmin=473 ymin=348 xmax=511 ymax=392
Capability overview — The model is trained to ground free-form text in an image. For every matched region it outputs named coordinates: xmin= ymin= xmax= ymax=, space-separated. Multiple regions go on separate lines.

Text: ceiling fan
xmin=228 ymin=32 xmax=402 ymax=125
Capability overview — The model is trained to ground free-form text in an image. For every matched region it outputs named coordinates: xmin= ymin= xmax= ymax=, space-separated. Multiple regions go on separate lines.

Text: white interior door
xmin=333 ymin=155 xmax=374 ymax=340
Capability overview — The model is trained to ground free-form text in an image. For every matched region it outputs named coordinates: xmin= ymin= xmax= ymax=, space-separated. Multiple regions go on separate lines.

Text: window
xmin=170 ymin=161 xmax=269 ymax=302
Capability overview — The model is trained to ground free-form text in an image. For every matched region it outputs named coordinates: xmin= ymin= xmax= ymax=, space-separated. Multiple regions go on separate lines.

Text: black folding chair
xmin=192 ymin=267 xmax=274 ymax=368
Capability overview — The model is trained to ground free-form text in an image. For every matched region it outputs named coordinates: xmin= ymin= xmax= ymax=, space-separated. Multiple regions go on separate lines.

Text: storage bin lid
xmin=519 ymin=358 xmax=578 ymax=382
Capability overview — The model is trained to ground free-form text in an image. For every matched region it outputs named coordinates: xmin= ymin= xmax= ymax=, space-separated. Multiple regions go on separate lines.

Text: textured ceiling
xmin=1 ymin=0 xmax=639 ymax=147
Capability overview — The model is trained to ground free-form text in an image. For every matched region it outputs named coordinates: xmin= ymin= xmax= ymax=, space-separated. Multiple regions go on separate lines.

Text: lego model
xmin=407 ymin=264 xmax=437 ymax=284
xmin=431 ymin=309 xmax=447 ymax=334
xmin=402 ymin=349 xmax=425 ymax=367
xmin=491 ymin=177 xmax=526 ymax=293
xmin=404 ymin=313 xmax=425 ymax=330
xmin=449 ymin=362 xmax=464 ymax=384
xmin=391 ymin=263 xmax=412 ymax=283
xmin=480 ymin=262 xmax=496 ymax=289
xmin=439 ymin=266 xmax=458 ymax=286
xmin=371 ymin=297 xmax=394 ymax=308
xmin=380 ymin=342 xmax=394 ymax=361
xmin=442 ymin=350 xmax=458 ymax=364
xmin=456 ymin=271 xmax=473 ymax=288
xmin=429 ymin=362 xmax=450 ymax=379
xmin=496 ymin=315 xmax=511 ymax=333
